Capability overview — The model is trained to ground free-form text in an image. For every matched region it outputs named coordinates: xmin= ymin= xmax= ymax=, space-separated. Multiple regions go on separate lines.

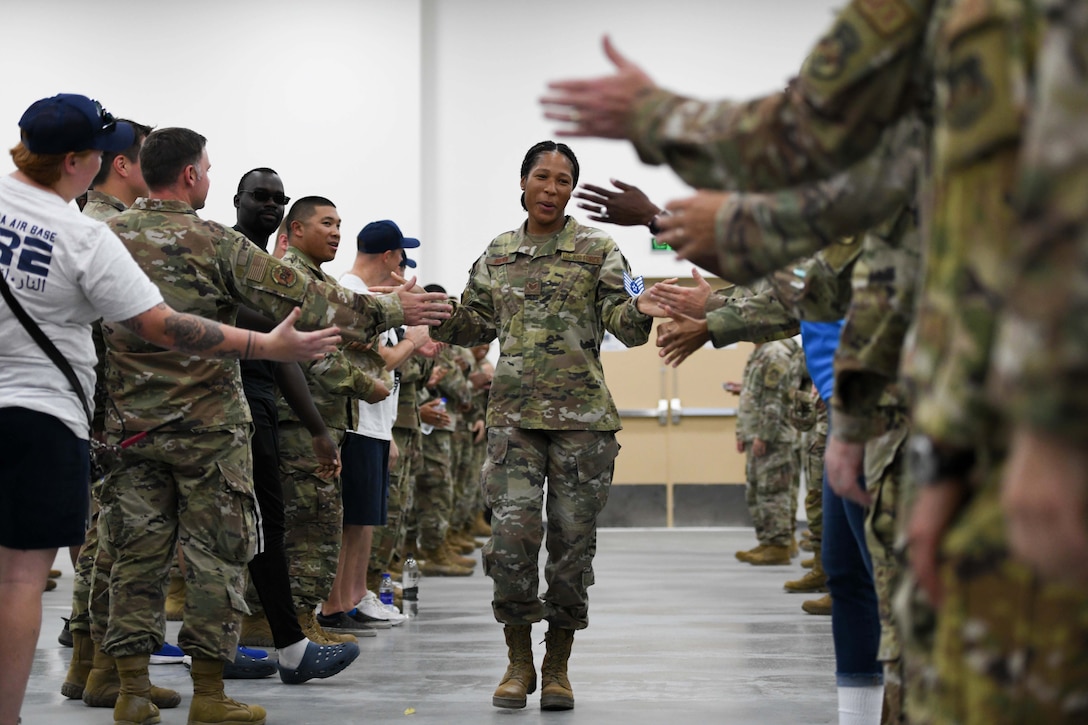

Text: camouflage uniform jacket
xmin=628 ymin=0 xmax=1042 ymax=453
xmin=737 ymin=339 xmax=801 ymax=444
xmin=431 ymin=216 xmax=652 ymax=431
xmin=705 ymin=280 xmax=800 ymax=348
xmin=103 ymin=199 xmax=401 ymax=433
xmin=82 ymin=190 xmax=126 ymax=223
xmin=993 ymin=0 xmax=1088 ymax=441
xmin=430 ymin=345 xmax=473 ymax=433
xmin=275 ymin=246 xmax=381 ymax=433
xmin=393 ymin=353 xmax=432 ymax=431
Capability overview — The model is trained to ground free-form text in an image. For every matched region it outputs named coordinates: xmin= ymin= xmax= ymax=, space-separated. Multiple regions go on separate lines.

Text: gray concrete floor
xmin=24 ymin=528 xmax=836 ymax=724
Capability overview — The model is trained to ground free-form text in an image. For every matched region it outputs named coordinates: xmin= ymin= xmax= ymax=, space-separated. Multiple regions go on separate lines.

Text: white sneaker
xmin=356 ymin=592 xmax=407 ymax=626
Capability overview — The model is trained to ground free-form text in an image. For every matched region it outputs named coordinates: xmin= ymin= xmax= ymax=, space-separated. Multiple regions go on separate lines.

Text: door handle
xmin=670 ymin=397 xmax=682 ymax=425
xmin=656 ymin=399 xmax=669 ymax=426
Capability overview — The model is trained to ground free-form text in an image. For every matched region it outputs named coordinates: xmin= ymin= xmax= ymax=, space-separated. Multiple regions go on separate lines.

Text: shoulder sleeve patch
xmin=246 ymin=253 xmax=269 ymax=284
xmin=855 ymin=0 xmax=915 ymax=37
xmin=271 ymin=264 xmax=297 ymax=287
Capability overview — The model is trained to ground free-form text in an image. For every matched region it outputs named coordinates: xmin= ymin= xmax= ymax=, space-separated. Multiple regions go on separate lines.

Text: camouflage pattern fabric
xmin=430 ymin=216 xmax=651 ymax=430
xmin=480 ymin=427 xmax=618 ymax=630
xmin=414 ymin=424 xmax=454 ymax=552
xmin=705 ymin=279 xmax=800 ymax=348
xmin=98 ymin=428 xmax=255 ymax=661
xmin=738 ymin=339 xmax=801 ymax=546
xmin=371 ymin=425 xmax=420 ymax=568
xmin=278 ymin=420 xmax=344 ymax=611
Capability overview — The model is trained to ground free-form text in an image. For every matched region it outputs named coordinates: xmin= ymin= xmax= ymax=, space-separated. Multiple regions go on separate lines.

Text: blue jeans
xmin=821 ymin=469 xmax=883 ymax=687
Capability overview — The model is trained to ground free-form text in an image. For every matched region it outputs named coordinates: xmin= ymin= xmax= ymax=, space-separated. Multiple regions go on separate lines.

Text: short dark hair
xmin=237 ymin=167 xmax=278 ymax=192
xmin=285 ymin=196 xmax=336 ymax=235
xmin=92 ymin=119 xmax=153 ymax=188
xmin=140 ymin=127 xmax=206 ymax=191
xmin=519 ymin=140 xmax=579 ymax=211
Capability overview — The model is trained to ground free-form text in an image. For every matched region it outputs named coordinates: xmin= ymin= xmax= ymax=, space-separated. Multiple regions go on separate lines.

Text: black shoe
xmin=58 ymin=617 xmax=73 ymax=648
xmin=278 ymin=641 xmax=360 ymax=684
xmin=316 ymin=610 xmax=379 ymax=634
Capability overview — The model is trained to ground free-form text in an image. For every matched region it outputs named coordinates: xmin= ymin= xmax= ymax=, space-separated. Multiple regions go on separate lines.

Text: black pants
xmin=247 ymin=395 xmax=305 ymax=648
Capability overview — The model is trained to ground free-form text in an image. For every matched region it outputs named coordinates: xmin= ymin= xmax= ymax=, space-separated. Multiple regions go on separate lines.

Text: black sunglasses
xmin=241 ymin=189 xmax=291 ymax=205
xmin=91 ymin=100 xmax=116 ymax=133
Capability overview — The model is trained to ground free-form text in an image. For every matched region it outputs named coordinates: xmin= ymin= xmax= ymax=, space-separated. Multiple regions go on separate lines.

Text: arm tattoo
xmin=163 ymin=312 xmax=230 ymax=355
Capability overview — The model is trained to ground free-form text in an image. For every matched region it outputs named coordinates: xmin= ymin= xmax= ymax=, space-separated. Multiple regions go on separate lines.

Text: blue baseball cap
xmin=18 ymin=94 xmax=134 ymax=155
xmin=400 ymin=251 xmax=417 ymax=269
xmin=357 ymin=219 xmax=421 ymax=254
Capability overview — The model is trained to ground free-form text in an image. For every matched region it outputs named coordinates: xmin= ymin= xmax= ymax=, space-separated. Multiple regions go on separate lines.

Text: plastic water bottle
xmin=379 ymin=573 xmax=395 ymax=608
xmin=419 ymin=397 xmax=447 ymax=436
xmin=402 ymin=555 xmax=420 ymax=618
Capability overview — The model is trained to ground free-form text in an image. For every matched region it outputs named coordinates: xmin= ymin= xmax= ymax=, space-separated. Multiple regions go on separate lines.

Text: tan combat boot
xmin=802 ymin=593 xmax=832 ymax=616
xmin=441 ymin=537 xmax=477 ymax=568
xmin=188 ymin=658 xmax=266 ymax=725
xmin=540 ymin=627 xmax=575 ymax=711
xmin=297 ymin=608 xmax=359 ymax=645
xmin=418 ymin=546 xmax=473 ymax=576
xmin=165 ymin=574 xmax=186 ymax=622
xmin=492 ymin=624 xmax=536 ymax=709
xmin=799 ymin=530 xmax=814 ymax=552
xmin=801 ymin=555 xmax=816 ymax=569
xmin=83 ymin=645 xmax=182 ymax=710
xmin=61 ymin=629 xmax=94 ymax=699
xmin=239 ymin=612 xmax=274 ymax=648
xmin=449 ymin=528 xmax=476 ymax=555
xmin=471 ymin=511 xmax=492 ymax=538
xmin=784 ymin=546 xmax=827 ymax=593
xmin=112 ymin=653 xmax=159 ymax=725
xmin=789 ymin=537 xmax=799 ymax=558
xmin=746 ymin=544 xmax=792 ymax=565
xmin=735 ymin=544 xmax=766 ymax=563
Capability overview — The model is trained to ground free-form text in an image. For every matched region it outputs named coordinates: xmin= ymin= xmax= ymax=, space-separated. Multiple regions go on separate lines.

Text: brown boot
xmin=802 ymin=593 xmax=832 ymax=616
xmin=492 ymin=624 xmax=536 ymax=709
xmin=783 ymin=569 xmax=829 ymax=593
xmin=746 ymin=544 xmax=791 ymax=566
xmin=188 ymin=658 xmax=266 ymax=725
xmin=442 ymin=537 xmax=477 ymax=568
xmin=61 ymin=629 xmax=94 ymax=699
xmin=540 ymin=626 xmax=575 ymax=711
xmin=112 ymin=653 xmax=159 ymax=725
xmin=471 ymin=511 xmax=492 ymax=538
xmin=735 ymin=544 xmax=765 ymax=563
xmin=239 ymin=613 xmax=274 ymax=648
xmin=297 ymin=608 xmax=359 ymax=645
xmin=165 ymin=574 xmax=185 ymax=622
xmin=449 ymin=529 xmax=475 ymax=555
xmin=418 ymin=546 xmax=473 ymax=577
xmin=789 ymin=538 xmax=799 ymax=558
xmin=801 ymin=556 xmax=816 ymax=569
xmin=83 ymin=645 xmax=182 ymax=710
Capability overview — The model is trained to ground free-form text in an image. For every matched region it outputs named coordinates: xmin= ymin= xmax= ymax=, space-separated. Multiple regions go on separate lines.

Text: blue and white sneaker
xmin=236 ymin=645 xmax=268 ymax=660
xmin=149 ymin=642 xmax=185 ymax=665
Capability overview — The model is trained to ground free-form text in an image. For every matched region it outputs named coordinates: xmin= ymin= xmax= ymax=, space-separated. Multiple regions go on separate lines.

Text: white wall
xmin=1 ymin=0 xmax=839 ymax=290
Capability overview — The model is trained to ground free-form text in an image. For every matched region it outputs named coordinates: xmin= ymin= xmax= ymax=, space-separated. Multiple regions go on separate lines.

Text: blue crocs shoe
xmin=149 ymin=642 xmax=185 ymax=665
xmin=278 ymin=640 xmax=360 ymax=685
xmin=223 ymin=647 xmax=277 ymax=679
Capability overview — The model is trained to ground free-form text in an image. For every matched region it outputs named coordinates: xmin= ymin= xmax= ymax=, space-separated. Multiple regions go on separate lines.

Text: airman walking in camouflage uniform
xmin=431 ymin=141 xmax=652 ymax=711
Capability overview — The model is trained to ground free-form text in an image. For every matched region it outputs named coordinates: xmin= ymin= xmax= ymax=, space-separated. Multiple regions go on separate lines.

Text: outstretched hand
xmin=574 ymin=178 xmax=661 ymax=227
xmin=393 ymin=276 xmax=452 ymax=327
xmin=649 ymin=268 xmax=712 ymax=320
xmin=542 ymin=36 xmax=657 ymax=139
xmin=655 ymin=191 xmax=734 ymax=277
xmin=656 ymin=312 xmax=710 ymax=367
xmin=263 ymin=307 xmax=342 ymax=362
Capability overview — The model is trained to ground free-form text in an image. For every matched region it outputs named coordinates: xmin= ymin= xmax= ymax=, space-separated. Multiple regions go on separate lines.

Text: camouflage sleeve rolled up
xmin=628 ymin=0 xmax=932 ymax=193
xmin=992 ymin=1 xmax=1088 ymax=441
xmin=831 ymin=204 xmax=921 ymax=442
xmin=713 ymin=115 xmax=925 ymax=284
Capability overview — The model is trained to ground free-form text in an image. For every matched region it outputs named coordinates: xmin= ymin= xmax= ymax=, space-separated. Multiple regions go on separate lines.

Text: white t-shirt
xmin=340 ymin=272 xmax=399 ymax=441
xmin=0 ymin=175 xmax=163 ymax=438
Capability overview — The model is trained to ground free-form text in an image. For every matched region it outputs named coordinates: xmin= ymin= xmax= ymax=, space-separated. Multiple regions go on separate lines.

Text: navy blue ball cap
xmin=357 ymin=219 xmax=421 ymax=254
xmin=18 ymin=93 xmax=134 ymax=155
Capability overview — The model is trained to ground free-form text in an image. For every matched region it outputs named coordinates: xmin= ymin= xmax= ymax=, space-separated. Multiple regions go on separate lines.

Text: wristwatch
xmin=906 ymin=434 xmax=976 ymax=486
xmin=647 ymin=212 xmax=667 ymax=236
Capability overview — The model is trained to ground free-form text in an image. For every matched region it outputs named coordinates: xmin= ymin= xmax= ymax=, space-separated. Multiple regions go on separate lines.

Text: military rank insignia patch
xmin=810 ymin=21 xmax=862 ymax=80
xmin=623 ymin=270 xmax=645 ymax=298
xmin=272 ymin=266 xmax=297 ymax=287
xmin=855 ymin=0 xmax=914 ymax=37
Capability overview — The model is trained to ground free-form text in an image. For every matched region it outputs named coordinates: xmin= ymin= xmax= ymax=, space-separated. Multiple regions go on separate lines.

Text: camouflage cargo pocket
xmin=212 ymin=459 xmax=258 ymax=566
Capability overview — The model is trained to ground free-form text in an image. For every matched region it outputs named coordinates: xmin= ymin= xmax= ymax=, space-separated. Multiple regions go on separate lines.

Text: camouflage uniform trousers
xmin=451 ymin=427 xmax=481 ymax=532
xmin=804 ymin=421 xmax=828 ymax=548
xmin=70 ymin=482 xmax=104 ymax=636
xmin=414 ymin=429 xmax=454 ymax=552
xmin=97 ymin=428 xmax=256 ymax=661
xmin=863 ymin=413 xmax=909 ymax=725
xmin=926 ymin=464 xmax=1088 ymax=725
xmin=744 ymin=442 xmax=796 ymax=547
xmin=481 ymin=426 xmax=618 ymax=630
xmin=371 ymin=426 xmax=421 ymax=569
xmin=278 ymin=420 xmax=344 ymax=611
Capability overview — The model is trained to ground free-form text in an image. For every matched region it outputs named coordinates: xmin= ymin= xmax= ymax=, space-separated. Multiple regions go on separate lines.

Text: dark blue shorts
xmin=340 ymin=433 xmax=389 ymax=526
xmin=0 ymin=406 xmax=90 ymax=549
